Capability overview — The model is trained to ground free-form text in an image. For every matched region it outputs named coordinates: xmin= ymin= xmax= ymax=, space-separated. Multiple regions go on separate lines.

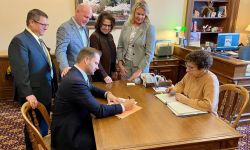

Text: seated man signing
xmin=51 ymin=47 xmax=135 ymax=150
xmin=166 ymin=50 xmax=219 ymax=115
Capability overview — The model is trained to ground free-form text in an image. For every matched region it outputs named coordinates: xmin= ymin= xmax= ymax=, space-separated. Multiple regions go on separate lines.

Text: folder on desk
xmin=108 ymin=98 xmax=142 ymax=119
xmin=155 ymin=93 xmax=207 ymax=116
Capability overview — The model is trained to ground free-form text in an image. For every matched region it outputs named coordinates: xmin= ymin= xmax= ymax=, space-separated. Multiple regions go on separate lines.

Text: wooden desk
xmin=93 ymin=81 xmax=241 ymax=150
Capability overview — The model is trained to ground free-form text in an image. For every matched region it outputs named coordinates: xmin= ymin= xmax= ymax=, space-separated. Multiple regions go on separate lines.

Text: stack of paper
xmin=155 ymin=93 xmax=207 ymax=116
xmin=246 ymin=63 xmax=250 ymax=76
xmin=153 ymin=87 xmax=167 ymax=93
xmin=115 ymin=105 xmax=142 ymax=119
xmin=108 ymin=98 xmax=142 ymax=119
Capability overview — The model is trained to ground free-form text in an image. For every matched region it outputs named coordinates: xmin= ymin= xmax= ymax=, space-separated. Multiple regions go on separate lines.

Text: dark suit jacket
xmin=51 ymin=66 xmax=123 ymax=150
xmin=90 ymin=30 xmax=116 ymax=82
xmin=8 ymin=29 xmax=57 ymax=105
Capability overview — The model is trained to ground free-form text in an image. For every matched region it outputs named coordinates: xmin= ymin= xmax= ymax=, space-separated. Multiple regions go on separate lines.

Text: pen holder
xmin=141 ymin=73 xmax=156 ymax=88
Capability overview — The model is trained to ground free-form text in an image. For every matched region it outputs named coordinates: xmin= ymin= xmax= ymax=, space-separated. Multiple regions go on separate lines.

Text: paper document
xmin=115 ymin=105 xmax=142 ymax=119
xmin=226 ymin=51 xmax=238 ymax=56
xmin=153 ymin=87 xmax=167 ymax=93
xmin=108 ymin=97 xmax=141 ymax=119
xmin=155 ymin=93 xmax=207 ymax=116
xmin=246 ymin=64 xmax=250 ymax=76
xmin=108 ymin=98 xmax=137 ymax=105
xmin=155 ymin=93 xmax=176 ymax=103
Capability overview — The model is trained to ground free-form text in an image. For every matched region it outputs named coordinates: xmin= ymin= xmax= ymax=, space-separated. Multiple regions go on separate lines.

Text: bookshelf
xmin=185 ymin=0 xmax=240 ymax=47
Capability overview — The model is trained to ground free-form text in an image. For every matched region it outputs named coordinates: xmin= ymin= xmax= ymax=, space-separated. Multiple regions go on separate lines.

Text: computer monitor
xmin=239 ymin=46 xmax=250 ymax=60
xmin=216 ymin=33 xmax=240 ymax=51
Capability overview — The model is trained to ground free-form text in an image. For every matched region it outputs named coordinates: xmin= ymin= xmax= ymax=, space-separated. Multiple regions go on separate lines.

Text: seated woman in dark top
xmin=90 ymin=11 xmax=117 ymax=83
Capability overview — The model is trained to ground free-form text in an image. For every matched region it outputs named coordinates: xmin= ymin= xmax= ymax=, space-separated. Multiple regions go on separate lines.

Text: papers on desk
xmin=155 ymin=93 xmax=207 ymax=117
xmin=246 ymin=63 xmax=250 ymax=76
xmin=115 ymin=105 xmax=142 ymax=119
xmin=155 ymin=93 xmax=176 ymax=103
xmin=225 ymin=51 xmax=238 ymax=56
xmin=153 ymin=87 xmax=167 ymax=93
xmin=109 ymin=98 xmax=142 ymax=119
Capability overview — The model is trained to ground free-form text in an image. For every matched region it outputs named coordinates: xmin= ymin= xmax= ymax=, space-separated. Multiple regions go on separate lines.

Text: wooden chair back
xmin=218 ymin=84 xmax=249 ymax=128
xmin=21 ymin=102 xmax=51 ymax=150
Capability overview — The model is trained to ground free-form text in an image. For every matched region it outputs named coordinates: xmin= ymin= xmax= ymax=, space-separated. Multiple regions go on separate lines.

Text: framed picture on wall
xmin=75 ymin=0 xmax=135 ymax=28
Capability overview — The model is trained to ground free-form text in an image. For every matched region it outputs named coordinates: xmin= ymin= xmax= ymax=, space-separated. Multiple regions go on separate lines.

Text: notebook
xmin=155 ymin=93 xmax=208 ymax=116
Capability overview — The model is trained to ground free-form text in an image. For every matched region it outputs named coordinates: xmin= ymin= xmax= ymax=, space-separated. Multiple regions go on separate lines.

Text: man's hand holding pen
xmin=107 ymin=92 xmax=136 ymax=111
xmin=123 ymin=97 xmax=135 ymax=111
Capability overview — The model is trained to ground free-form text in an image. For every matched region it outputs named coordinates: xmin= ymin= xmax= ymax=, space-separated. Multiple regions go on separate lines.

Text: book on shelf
xmin=217 ymin=6 xmax=227 ymax=18
xmin=155 ymin=93 xmax=208 ymax=117
xmin=189 ymin=32 xmax=201 ymax=47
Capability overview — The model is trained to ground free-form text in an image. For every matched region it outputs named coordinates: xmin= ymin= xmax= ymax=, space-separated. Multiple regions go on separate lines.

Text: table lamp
xmin=174 ymin=26 xmax=186 ymax=45
xmin=245 ymin=24 xmax=250 ymax=45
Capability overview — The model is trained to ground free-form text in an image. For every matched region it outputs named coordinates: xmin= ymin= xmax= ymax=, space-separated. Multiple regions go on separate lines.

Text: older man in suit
xmin=8 ymin=9 xmax=57 ymax=149
xmin=56 ymin=2 xmax=92 ymax=77
xmin=51 ymin=47 xmax=135 ymax=150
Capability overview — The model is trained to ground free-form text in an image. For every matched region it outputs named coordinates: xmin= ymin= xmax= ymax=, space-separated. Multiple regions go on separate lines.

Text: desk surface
xmin=93 ymin=81 xmax=241 ymax=150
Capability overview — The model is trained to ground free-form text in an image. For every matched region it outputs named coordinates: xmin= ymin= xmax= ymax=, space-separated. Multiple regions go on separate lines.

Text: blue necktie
xmin=79 ymin=26 xmax=87 ymax=47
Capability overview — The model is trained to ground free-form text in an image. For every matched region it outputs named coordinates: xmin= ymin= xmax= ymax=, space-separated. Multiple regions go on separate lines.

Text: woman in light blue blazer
xmin=117 ymin=0 xmax=156 ymax=81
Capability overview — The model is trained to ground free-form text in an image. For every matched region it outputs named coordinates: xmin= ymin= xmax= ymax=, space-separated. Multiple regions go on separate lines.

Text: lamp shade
xmin=174 ymin=26 xmax=186 ymax=32
xmin=245 ymin=24 xmax=250 ymax=32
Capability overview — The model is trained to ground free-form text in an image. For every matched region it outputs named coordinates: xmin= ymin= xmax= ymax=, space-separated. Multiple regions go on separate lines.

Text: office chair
xmin=21 ymin=102 xmax=51 ymax=150
xmin=218 ymin=84 xmax=249 ymax=128
xmin=239 ymin=46 xmax=250 ymax=60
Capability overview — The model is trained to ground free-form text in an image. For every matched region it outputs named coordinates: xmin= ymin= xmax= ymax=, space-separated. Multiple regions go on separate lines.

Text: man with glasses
xmin=8 ymin=9 xmax=57 ymax=150
xmin=56 ymin=2 xmax=92 ymax=78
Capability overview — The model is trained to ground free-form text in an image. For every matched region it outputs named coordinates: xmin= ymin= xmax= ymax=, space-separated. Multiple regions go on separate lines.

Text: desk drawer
xmin=151 ymin=60 xmax=179 ymax=66
xmin=150 ymin=66 xmax=179 ymax=84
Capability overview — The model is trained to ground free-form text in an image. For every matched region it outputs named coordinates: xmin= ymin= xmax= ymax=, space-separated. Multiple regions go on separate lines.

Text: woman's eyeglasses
xmin=101 ymin=24 xmax=112 ymax=28
xmin=185 ymin=62 xmax=197 ymax=71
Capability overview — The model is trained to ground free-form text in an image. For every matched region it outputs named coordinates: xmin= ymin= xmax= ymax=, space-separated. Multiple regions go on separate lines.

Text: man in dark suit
xmin=51 ymin=47 xmax=135 ymax=150
xmin=8 ymin=9 xmax=57 ymax=149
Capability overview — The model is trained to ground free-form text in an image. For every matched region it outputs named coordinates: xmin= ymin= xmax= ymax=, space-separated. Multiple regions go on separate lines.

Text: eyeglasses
xmin=185 ymin=62 xmax=197 ymax=71
xmin=101 ymin=24 xmax=112 ymax=28
xmin=33 ymin=20 xmax=49 ymax=27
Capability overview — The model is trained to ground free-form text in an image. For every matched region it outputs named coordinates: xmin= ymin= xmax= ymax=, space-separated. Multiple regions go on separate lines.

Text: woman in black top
xmin=90 ymin=11 xmax=117 ymax=83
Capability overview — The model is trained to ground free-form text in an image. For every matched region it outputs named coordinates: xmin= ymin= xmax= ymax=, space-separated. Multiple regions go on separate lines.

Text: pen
xmin=170 ymin=91 xmax=176 ymax=95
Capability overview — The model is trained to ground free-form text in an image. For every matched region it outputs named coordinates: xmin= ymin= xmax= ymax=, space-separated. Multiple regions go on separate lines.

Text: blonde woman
xmin=117 ymin=0 xmax=156 ymax=81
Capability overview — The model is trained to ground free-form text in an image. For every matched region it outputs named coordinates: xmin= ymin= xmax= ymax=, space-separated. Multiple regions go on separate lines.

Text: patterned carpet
xmin=0 ymin=99 xmax=249 ymax=150
xmin=237 ymin=124 xmax=250 ymax=149
xmin=0 ymin=99 xmax=25 ymax=150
